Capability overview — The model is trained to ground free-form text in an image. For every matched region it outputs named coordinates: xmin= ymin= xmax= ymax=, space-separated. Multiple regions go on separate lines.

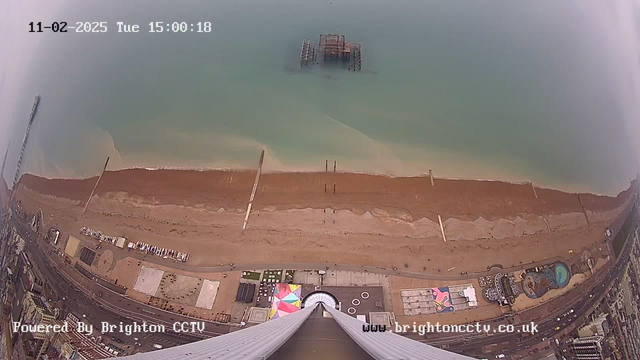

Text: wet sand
xmin=13 ymin=170 xmax=636 ymax=274
xmin=19 ymin=170 xmax=635 ymax=219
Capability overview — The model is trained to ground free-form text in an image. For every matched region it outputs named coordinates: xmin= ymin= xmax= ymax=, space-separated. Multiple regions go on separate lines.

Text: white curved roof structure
xmin=302 ymin=291 xmax=337 ymax=309
xmin=114 ymin=303 xmax=474 ymax=360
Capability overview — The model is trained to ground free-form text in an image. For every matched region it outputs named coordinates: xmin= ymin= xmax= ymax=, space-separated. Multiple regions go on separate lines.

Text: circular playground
xmin=159 ymin=273 xmax=202 ymax=303
xmin=95 ymin=250 xmax=114 ymax=273
xmin=522 ymin=262 xmax=570 ymax=299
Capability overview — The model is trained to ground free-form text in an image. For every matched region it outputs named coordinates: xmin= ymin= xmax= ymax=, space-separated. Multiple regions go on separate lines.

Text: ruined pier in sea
xmin=299 ymin=34 xmax=362 ymax=71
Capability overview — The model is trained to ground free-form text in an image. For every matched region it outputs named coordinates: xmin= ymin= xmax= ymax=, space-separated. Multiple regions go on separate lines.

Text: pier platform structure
xmin=299 ymin=34 xmax=362 ymax=71
xmin=13 ymin=96 xmax=40 ymax=189
xmin=319 ymin=34 xmax=346 ymax=61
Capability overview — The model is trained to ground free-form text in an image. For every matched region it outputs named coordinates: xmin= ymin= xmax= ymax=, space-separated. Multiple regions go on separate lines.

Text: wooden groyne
xmin=83 ymin=157 xmax=110 ymax=214
xmin=243 ymin=150 xmax=265 ymax=230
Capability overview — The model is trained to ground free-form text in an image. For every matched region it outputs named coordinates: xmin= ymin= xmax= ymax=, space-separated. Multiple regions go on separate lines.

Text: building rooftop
xmin=28 ymin=293 xmax=52 ymax=316
xmin=300 ymin=285 xmax=384 ymax=321
xmin=58 ymin=325 xmax=113 ymax=359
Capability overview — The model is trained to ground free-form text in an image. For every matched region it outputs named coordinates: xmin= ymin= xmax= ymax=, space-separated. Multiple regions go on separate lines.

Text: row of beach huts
xmin=79 ymin=227 xmax=189 ymax=262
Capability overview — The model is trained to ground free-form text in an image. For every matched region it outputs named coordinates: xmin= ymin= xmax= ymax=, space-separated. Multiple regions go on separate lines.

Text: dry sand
xmin=13 ymin=170 xmax=637 ymax=274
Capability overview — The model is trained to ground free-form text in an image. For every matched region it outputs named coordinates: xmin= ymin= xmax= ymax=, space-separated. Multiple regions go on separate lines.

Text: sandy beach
xmin=13 ymin=170 xmax=636 ymax=273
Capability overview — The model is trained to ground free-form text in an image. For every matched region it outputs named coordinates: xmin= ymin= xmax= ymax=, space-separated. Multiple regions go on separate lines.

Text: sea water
xmin=2 ymin=0 xmax=638 ymax=195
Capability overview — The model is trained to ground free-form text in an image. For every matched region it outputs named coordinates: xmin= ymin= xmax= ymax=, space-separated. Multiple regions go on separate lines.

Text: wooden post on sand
xmin=243 ymin=150 xmax=265 ymax=230
xmin=83 ymin=157 xmax=110 ymax=215
xmin=438 ymin=215 xmax=447 ymax=242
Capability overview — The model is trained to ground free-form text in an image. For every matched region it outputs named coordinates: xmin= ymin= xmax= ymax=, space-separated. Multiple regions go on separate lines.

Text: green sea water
xmin=3 ymin=0 xmax=639 ymax=194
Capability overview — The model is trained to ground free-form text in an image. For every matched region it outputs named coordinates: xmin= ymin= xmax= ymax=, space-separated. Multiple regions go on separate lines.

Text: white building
xmin=578 ymin=313 xmax=608 ymax=337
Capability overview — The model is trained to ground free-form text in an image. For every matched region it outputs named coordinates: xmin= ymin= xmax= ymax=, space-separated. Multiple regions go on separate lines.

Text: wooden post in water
xmin=429 ymin=170 xmax=434 ymax=187
xmin=326 ymin=160 xmax=328 ymax=172
xmin=333 ymin=184 xmax=336 ymax=194
xmin=530 ymin=181 xmax=538 ymax=199
xmin=83 ymin=157 xmax=110 ymax=214
xmin=334 ymin=161 xmax=336 ymax=172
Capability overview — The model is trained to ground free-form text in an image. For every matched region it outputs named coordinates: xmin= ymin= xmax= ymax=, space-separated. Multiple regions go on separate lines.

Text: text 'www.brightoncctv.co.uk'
xmin=362 ymin=322 xmax=539 ymax=336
